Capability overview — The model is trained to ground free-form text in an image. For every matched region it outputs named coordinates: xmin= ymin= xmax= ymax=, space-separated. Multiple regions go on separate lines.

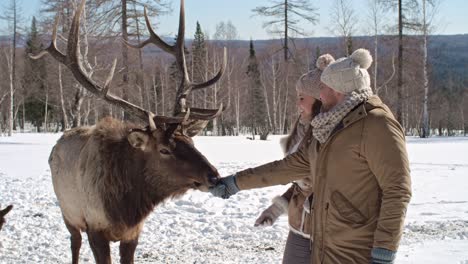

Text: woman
xmin=253 ymin=54 xmax=335 ymax=264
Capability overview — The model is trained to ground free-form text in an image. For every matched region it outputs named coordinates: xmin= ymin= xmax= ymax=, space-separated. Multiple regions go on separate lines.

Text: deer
xmin=30 ymin=0 xmax=226 ymax=263
xmin=0 ymin=205 xmax=13 ymax=231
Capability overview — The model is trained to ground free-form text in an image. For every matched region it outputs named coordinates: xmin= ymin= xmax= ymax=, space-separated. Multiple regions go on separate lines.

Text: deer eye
xmin=159 ymin=148 xmax=171 ymax=155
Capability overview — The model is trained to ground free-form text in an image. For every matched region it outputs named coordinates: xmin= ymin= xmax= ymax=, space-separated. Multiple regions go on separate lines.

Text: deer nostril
xmin=208 ymin=174 xmax=219 ymax=185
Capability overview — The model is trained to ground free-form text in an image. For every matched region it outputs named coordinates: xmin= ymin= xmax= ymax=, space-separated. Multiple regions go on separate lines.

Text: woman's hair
xmin=284 ymin=99 xmax=322 ymax=152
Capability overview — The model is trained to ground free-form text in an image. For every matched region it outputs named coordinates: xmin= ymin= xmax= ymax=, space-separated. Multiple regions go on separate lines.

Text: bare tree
xmin=260 ymin=54 xmax=281 ymax=133
xmin=367 ymin=0 xmax=386 ymax=93
xmin=420 ymin=0 xmax=439 ymax=138
xmin=421 ymin=0 xmax=429 ymax=137
xmin=329 ymin=0 xmax=357 ymax=56
xmin=252 ymin=0 xmax=318 ymax=61
xmin=0 ymin=0 xmax=23 ymax=136
xmin=4 ymin=50 xmax=14 ymax=136
xmin=212 ymin=21 xmax=239 ymax=135
xmin=213 ymin=21 xmax=239 ymax=41
xmin=66 ymin=0 xmax=172 ymax=120
xmin=57 ymin=64 xmax=69 ymax=130
xmin=379 ymin=0 xmax=420 ymax=126
xmin=130 ymin=0 xmax=146 ymax=109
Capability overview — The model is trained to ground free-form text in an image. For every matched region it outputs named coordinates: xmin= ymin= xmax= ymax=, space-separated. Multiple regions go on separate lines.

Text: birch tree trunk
xmin=371 ymin=0 xmax=379 ymax=94
xmin=235 ymin=82 xmax=240 ymax=136
xmin=421 ymin=0 xmax=430 ymax=138
xmin=281 ymin=64 xmax=290 ymax=134
xmin=284 ymin=0 xmax=289 ymax=61
xmin=93 ymin=98 xmax=99 ymax=125
xmin=272 ymin=58 xmax=279 ymax=133
xmin=397 ymin=0 xmax=404 ymax=126
xmin=58 ymin=64 xmax=69 ymax=131
xmin=44 ymin=85 xmax=49 ymax=132
xmin=212 ymin=55 xmax=218 ymax=136
xmin=152 ymin=74 xmax=158 ymax=115
xmin=204 ymin=49 xmax=208 ymax=110
xmin=5 ymin=50 xmax=14 ymax=136
xmin=374 ymin=34 xmax=378 ymax=94
xmin=83 ymin=99 xmax=91 ymax=126
xmin=282 ymin=82 xmax=290 ymax=134
xmin=21 ymin=96 xmax=25 ymax=131
xmin=260 ymin=71 xmax=273 ymax=131
xmin=120 ymin=0 xmax=130 ymax=120
xmin=71 ymin=85 xmax=85 ymax=127
xmin=162 ymin=67 xmax=168 ymax=116
xmin=11 ymin=0 xmax=18 ymax=132
xmin=132 ymin=1 xmax=145 ymax=108
xmin=13 ymin=97 xmax=22 ymax=132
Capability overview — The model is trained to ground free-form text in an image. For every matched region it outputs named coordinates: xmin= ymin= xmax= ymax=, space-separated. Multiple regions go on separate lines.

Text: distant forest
xmin=0 ymin=0 xmax=467 ymax=138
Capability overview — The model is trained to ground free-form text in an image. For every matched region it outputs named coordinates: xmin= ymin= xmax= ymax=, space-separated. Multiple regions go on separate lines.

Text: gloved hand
xmin=254 ymin=196 xmax=288 ymax=227
xmin=371 ymin=247 xmax=396 ymax=264
xmin=208 ymin=174 xmax=240 ymax=199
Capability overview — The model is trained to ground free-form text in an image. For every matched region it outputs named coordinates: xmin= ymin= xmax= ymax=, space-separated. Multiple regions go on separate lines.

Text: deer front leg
xmin=64 ymin=219 xmax=82 ymax=264
xmin=119 ymin=237 xmax=139 ymax=264
xmin=87 ymin=230 xmax=111 ymax=264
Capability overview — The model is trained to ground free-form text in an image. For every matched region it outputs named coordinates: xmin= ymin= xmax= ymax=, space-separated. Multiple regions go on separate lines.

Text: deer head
xmin=31 ymin=0 xmax=227 ymax=191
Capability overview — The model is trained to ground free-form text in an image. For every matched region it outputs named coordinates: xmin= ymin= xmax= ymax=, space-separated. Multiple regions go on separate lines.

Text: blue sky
xmin=1 ymin=0 xmax=467 ymax=40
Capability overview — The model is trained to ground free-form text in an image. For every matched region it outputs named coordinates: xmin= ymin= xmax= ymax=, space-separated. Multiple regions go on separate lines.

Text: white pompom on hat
xmin=296 ymin=54 xmax=335 ymax=98
xmin=320 ymin=49 xmax=373 ymax=94
xmin=350 ymin=48 xmax=373 ymax=70
xmin=316 ymin=53 xmax=336 ymax=71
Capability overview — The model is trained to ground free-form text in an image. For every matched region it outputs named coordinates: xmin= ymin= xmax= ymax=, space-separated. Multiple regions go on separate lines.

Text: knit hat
xmin=320 ymin=49 xmax=373 ymax=94
xmin=296 ymin=54 xmax=335 ymax=99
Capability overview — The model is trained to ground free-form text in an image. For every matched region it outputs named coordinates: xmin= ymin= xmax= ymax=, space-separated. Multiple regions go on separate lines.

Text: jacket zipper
xmin=316 ymin=127 xmax=341 ymax=263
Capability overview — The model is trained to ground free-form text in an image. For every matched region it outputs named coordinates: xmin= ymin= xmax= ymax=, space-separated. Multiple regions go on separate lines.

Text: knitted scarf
xmin=311 ymin=87 xmax=373 ymax=143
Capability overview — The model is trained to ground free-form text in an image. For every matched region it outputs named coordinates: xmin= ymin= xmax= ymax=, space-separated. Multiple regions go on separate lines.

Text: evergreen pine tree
xmin=346 ymin=35 xmax=353 ymax=56
xmin=246 ymin=40 xmax=269 ymax=140
xmin=191 ymin=21 xmax=207 ymax=111
xmin=314 ymin=46 xmax=321 ymax=68
xmin=192 ymin=21 xmax=207 ymax=84
xmin=22 ymin=17 xmax=49 ymax=131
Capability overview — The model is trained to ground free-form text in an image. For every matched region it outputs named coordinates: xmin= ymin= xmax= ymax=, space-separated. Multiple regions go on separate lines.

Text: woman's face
xmin=296 ymin=91 xmax=316 ymax=121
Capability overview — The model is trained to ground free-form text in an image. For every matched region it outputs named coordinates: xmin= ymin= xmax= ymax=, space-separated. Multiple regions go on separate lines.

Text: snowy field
xmin=0 ymin=133 xmax=468 ymax=263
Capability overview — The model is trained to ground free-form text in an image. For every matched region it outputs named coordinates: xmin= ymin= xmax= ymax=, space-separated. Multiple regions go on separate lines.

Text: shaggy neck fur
xmin=93 ymin=119 xmax=189 ymax=227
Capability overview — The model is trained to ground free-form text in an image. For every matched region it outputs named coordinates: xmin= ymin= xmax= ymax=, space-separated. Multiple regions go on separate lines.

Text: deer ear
xmin=0 ymin=205 xmax=13 ymax=217
xmin=128 ymin=131 xmax=150 ymax=151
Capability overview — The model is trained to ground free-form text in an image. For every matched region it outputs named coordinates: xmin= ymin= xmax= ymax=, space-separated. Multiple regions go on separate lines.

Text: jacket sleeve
xmin=235 ymin=142 xmax=311 ymax=190
xmin=363 ymin=110 xmax=412 ymax=252
xmin=281 ymin=184 xmax=295 ymax=202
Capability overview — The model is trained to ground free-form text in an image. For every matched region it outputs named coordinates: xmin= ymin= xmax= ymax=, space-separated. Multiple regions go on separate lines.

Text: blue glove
xmin=208 ymin=174 xmax=240 ymax=199
xmin=371 ymin=247 xmax=396 ymax=264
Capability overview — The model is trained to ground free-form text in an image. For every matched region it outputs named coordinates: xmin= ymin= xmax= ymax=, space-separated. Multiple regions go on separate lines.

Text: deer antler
xmin=30 ymin=0 xmax=191 ymax=125
xmin=124 ymin=0 xmax=227 ymax=120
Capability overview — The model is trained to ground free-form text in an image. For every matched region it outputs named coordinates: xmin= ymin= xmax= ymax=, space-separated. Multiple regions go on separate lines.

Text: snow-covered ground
xmin=0 ymin=133 xmax=467 ymax=263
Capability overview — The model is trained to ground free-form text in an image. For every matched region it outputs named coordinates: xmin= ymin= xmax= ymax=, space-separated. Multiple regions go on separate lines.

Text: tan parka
xmin=235 ymin=96 xmax=411 ymax=263
xmin=278 ymin=122 xmax=314 ymax=238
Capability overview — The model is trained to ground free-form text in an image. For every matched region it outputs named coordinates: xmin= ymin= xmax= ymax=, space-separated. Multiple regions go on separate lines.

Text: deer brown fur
xmin=50 ymin=118 xmax=219 ymax=263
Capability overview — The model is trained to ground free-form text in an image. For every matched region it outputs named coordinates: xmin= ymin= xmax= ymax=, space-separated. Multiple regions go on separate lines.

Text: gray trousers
xmin=282 ymin=231 xmax=312 ymax=264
